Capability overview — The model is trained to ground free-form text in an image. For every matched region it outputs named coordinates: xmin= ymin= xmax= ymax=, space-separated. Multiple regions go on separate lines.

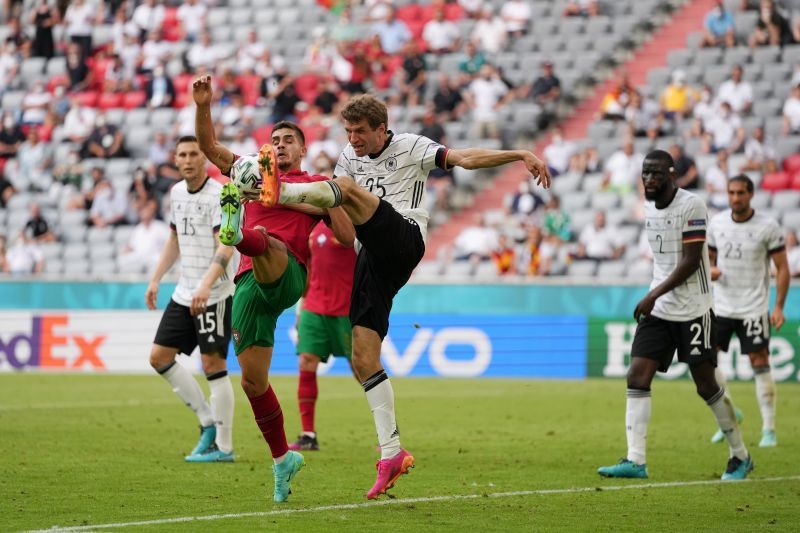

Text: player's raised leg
xmin=750 ymin=348 xmax=777 ymax=447
xmin=690 ymin=361 xmax=753 ymax=480
xmin=598 ymin=357 xmax=655 ymax=479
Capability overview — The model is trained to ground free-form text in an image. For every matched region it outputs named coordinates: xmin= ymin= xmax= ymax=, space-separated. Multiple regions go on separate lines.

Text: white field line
xmin=29 ymin=475 xmax=800 ymax=532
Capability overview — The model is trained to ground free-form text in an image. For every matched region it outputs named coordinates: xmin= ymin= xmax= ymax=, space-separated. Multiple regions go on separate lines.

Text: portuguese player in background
xmin=290 ymin=221 xmax=358 ymax=451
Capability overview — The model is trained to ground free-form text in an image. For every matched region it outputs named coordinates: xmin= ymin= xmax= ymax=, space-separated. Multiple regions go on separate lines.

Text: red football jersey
xmin=235 ymin=169 xmax=327 ymax=278
xmin=302 ymin=221 xmax=356 ymax=317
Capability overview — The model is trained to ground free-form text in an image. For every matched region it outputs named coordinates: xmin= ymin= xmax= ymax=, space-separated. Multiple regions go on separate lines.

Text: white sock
xmin=274 ymin=452 xmax=288 ymax=465
xmin=754 ymin=366 xmax=776 ymax=431
xmin=625 ymin=389 xmax=651 ymax=465
xmin=302 ymin=431 xmax=316 ymax=438
xmin=280 ymin=181 xmax=341 ymax=207
xmin=707 ymin=388 xmax=748 ymax=460
xmin=714 ymin=366 xmax=730 ymax=396
xmin=207 ymin=371 xmax=234 ymax=453
xmin=159 ymin=361 xmax=214 ymax=427
xmin=363 ymin=370 xmax=401 ymax=460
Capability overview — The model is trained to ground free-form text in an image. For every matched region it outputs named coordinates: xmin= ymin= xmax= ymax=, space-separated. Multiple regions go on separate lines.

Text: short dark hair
xmin=729 ymin=174 xmax=754 ymax=193
xmin=644 ymin=149 xmax=675 ymax=171
xmin=341 ymin=94 xmax=388 ymax=130
xmin=271 ymin=121 xmax=305 ymax=146
xmin=176 ymin=135 xmax=198 ymax=146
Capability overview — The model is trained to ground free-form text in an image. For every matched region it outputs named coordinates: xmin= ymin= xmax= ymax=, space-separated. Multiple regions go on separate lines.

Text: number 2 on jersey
xmin=364 ymin=176 xmax=386 ymax=198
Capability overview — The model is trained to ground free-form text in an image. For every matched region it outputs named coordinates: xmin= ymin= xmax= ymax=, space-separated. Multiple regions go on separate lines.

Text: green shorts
xmin=231 ymin=254 xmax=307 ymax=355
xmin=296 ymin=309 xmax=352 ymax=361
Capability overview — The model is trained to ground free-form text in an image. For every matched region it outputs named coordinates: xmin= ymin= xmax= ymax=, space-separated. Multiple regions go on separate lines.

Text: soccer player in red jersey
xmin=290 ymin=221 xmax=358 ymax=451
xmin=192 ymin=75 xmax=354 ymax=503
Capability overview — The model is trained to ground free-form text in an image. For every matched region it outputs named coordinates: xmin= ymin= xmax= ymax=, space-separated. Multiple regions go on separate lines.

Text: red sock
xmin=298 ymin=370 xmax=318 ymax=433
xmin=248 ymin=386 xmax=289 ymax=458
xmin=236 ymin=227 xmax=269 ymax=257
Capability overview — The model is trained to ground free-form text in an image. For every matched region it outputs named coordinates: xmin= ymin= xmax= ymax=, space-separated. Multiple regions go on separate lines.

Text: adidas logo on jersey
xmin=690 ymin=347 xmax=701 ymax=355
xmin=207 ymin=334 xmax=215 ymax=343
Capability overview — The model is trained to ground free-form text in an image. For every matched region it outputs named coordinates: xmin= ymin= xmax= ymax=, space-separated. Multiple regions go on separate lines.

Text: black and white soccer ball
xmin=230 ymin=154 xmax=261 ymax=200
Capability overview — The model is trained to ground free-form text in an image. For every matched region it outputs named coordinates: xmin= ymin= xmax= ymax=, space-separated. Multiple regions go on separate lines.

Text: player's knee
xmin=749 ymin=350 xmax=770 ymax=368
xmin=298 ymin=353 xmax=320 ymax=372
xmin=149 ymin=347 xmax=174 ymax=371
xmin=625 ymin=368 xmax=650 ymax=391
xmin=201 ymin=355 xmax=226 ymax=376
xmin=240 ymin=374 xmax=268 ymax=397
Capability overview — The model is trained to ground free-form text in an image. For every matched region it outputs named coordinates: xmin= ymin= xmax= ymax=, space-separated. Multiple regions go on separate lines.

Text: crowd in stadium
xmin=2 ymin=0 xmax=800 ymax=278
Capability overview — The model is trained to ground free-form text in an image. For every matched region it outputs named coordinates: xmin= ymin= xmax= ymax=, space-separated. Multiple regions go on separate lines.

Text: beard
xmin=644 ymin=186 xmax=663 ymax=201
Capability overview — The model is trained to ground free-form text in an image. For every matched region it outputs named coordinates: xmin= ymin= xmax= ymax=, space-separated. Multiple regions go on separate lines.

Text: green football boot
xmin=759 ymin=429 xmax=777 ymax=448
xmin=219 ymin=182 xmax=243 ymax=246
xmin=273 ymin=451 xmax=305 ymax=503
xmin=721 ymin=455 xmax=754 ymax=480
xmin=598 ymin=459 xmax=649 ymax=479
xmin=185 ymin=444 xmax=235 ymax=463
xmin=189 ymin=425 xmax=216 ymax=457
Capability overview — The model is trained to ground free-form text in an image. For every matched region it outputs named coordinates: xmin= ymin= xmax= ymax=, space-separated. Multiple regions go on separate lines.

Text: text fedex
xmin=0 ymin=315 xmax=106 ymax=370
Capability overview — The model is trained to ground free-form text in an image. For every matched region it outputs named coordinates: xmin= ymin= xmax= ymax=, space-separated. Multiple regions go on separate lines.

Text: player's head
xmin=175 ymin=135 xmax=207 ymax=182
xmin=641 ymin=149 xmax=675 ymax=201
xmin=271 ymin=121 xmax=306 ymax=172
xmin=341 ymin=94 xmax=389 ymax=157
xmin=728 ymin=174 xmax=754 ymax=215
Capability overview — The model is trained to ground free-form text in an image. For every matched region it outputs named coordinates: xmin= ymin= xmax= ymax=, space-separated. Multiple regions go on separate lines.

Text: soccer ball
xmin=230 ymin=154 xmax=261 ymax=200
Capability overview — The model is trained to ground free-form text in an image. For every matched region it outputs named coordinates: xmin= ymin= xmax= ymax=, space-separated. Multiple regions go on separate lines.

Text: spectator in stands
xmin=103 ymin=53 xmax=130 ymax=93
xmin=500 ymin=0 xmax=531 ymax=38
xmin=331 ymin=7 xmax=362 ymax=43
xmin=141 ymin=29 xmax=173 ymax=73
xmin=659 ymin=70 xmax=695 ymax=121
xmin=602 ymin=138 xmax=644 ymax=195
xmin=691 ymin=84 xmax=717 ymax=135
xmin=10 ymin=128 xmax=52 ymax=192
xmin=432 ymin=73 xmax=466 ymax=121
xmin=263 ymin=66 xmax=300 ymax=123
xmin=145 ymin=64 xmax=176 ymax=109
xmin=229 ymin=127 xmax=258 ymax=156
xmin=491 ymin=234 xmax=516 ymax=275
xmin=543 ymin=195 xmax=572 ymax=243
xmin=452 ymin=213 xmax=499 ymax=267
xmin=543 ymin=128 xmax=577 ymax=177
xmin=701 ymin=1 xmax=736 ymax=48
xmin=669 ymin=143 xmax=699 ymax=189
xmin=705 ymin=148 xmax=732 ymax=209
xmin=471 ymin=6 xmax=507 ymax=54
xmin=783 ymin=84 xmax=800 ymax=134
xmin=459 ymin=0 xmax=483 ymax=19
xmin=458 ymin=42 xmax=486 ymax=77
xmin=716 ymin=64 xmax=753 ymax=114
xmin=24 ymin=202 xmax=56 ymax=242
xmin=575 ymin=211 xmax=625 ymax=261
xmin=314 ymin=77 xmax=341 ymax=115
xmin=601 ymin=75 xmax=635 ymax=121
xmin=82 ymin=113 xmax=128 ymax=159
xmin=0 ymin=41 xmax=22 ymax=95
xmin=118 ymin=198 xmax=169 ymax=273
xmin=741 ymin=125 xmax=778 ymax=173
xmin=625 ymin=90 xmax=665 ymax=140
xmin=371 ymin=5 xmax=411 ymax=55
xmin=30 ymin=0 xmax=58 ymax=59
xmin=51 ymin=149 xmax=84 ymax=201
xmin=364 ymin=0 xmax=392 ymax=23
xmin=66 ymin=165 xmax=107 ymax=210
xmin=748 ymin=0 xmax=793 ymax=47
xmin=147 ymin=130 xmax=171 ymax=167
xmin=20 ymin=81 xmax=52 ymax=127
xmin=784 ymin=230 xmax=800 ymax=277
xmin=132 ymin=0 xmax=165 ymax=42
xmin=0 ymin=112 xmax=25 ymax=158
xmin=237 ymin=29 xmax=266 ymax=74
xmin=466 ymin=64 xmax=510 ymax=139
xmin=5 ymin=231 xmax=44 ymax=275
xmin=186 ymin=30 xmax=223 ymax=72
xmin=125 ymin=171 xmax=155 ymax=224
xmin=526 ymin=60 xmax=561 ymax=130
xmin=63 ymin=0 xmax=97 ymax=58
xmin=116 ymin=29 xmax=141 ymax=79
xmin=417 ymin=106 xmax=453 ymax=215
xmin=65 ymin=42 xmax=92 ymax=92
xmin=4 ymin=17 xmax=30 ymax=57
xmin=395 ymin=40 xmax=427 ymax=107
xmin=176 ymin=0 xmax=206 ymax=43
xmin=89 ymin=180 xmax=127 ymax=227
xmin=423 ymin=7 xmax=461 ymax=54
xmin=564 ymin=0 xmax=600 ymax=17
xmin=507 ymin=177 xmax=544 ymax=218
xmin=62 ymin=97 xmax=97 ymax=144
xmin=218 ymin=93 xmax=255 ymax=137
xmin=703 ymin=101 xmax=745 ymax=153
xmin=0 ymin=170 xmax=15 ymax=208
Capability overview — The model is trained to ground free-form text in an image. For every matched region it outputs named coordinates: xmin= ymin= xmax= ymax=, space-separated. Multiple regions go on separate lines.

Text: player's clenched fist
xmin=192 ymin=75 xmax=213 ymax=106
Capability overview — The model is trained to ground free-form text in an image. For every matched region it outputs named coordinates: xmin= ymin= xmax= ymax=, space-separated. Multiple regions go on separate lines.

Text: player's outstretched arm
xmin=634 ymin=241 xmax=705 ymax=320
xmin=191 ymin=239 xmax=234 ymax=316
xmin=446 ymin=148 xmax=551 ymax=188
xmin=193 ymin=75 xmax=236 ymax=175
xmin=771 ymin=249 xmax=790 ymax=330
xmin=146 ymin=231 xmax=180 ymax=310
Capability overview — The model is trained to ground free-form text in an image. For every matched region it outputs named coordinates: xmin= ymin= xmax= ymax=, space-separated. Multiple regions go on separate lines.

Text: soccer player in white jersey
xmin=598 ymin=150 xmax=752 ymax=481
xmin=145 ymin=135 xmax=237 ymax=463
xmin=256 ymin=94 xmax=550 ymax=499
xmin=707 ymin=175 xmax=790 ymax=448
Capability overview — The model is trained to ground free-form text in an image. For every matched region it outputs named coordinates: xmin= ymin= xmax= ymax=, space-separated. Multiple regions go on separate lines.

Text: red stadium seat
xmin=252 ymin=125 xmax=273 ymax=147
xmin=405 ymin=19 xmax=426 ymax=39
xmin=122 ymin=91 xmax=146 ymax=109
xmin=294 ymin=73 xmax=320 ymax=104
xmin=397 ymin=4 xmax=423 ymax=22
xmin=0 ymin=157 xmax=7 ymax=177
xmin=207 ymin=163 xmax=226 ymax=183
xmin=761 ymin=171 xmax=791 ymax=191
xmin=791 ymin=171 xmax=800 ymax=190
xmin=782 ymin=153 xmax=800 ymax=173
xmin=173 ymin=91 xmax=191 ymax=108
xmin=173 ymin=73 xmax=193 ymax=95
xmin=74 ymin=91 xmax=99 ymax=107
xmin=47 ymin=74 xmax=68 ymax=92
xmin=89 ymin=57 xmax=111 ymax=90
xmin=97 ymin=92 xmax=124 ymax=110
xmin=237 ymin=74 xmax=261 ymax=106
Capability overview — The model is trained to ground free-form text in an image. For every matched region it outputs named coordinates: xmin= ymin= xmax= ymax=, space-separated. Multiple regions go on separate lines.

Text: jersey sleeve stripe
xmin=708 ymin=245 xmax=717 ymax=251
xmin=435 ymin=147 xmax=451 ymax=169
xmin=682 ymin=230 xmax=705 ymax=242
xmin=769 ymin=245 xmax=786 ymax=254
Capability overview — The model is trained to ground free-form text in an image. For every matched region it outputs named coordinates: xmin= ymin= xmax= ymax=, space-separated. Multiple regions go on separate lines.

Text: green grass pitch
xmin=1 ymin=374 xmax=799 ymax=532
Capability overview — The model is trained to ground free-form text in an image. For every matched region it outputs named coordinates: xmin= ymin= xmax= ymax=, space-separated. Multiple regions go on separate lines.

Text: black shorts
xmin=154 ymin=296 xmax=232 ymax=356
xmin=716 ymin=313 xmax=770 ymax=354
xmin=350 ymin=199 xmax=425 ymax=339
xmin=631 ymin=310 xmax=716 ymax=372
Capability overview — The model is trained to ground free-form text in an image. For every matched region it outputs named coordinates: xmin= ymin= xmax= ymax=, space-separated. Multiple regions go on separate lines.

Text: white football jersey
xmin=708 ymin=209 xmax=784 ymax=318
xmin=333 ymin=132 xmax=448 ymax=242
xmin=645 ymin=188 xmax=713 ymax=321
xmin=169 ymin=178 xmax=235 ymax=306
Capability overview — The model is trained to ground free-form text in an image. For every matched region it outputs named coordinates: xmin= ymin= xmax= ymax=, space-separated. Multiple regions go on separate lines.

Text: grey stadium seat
xmin=771 ymin=191 xmax=800 ymax=210
xmin=567 ymin=261 xmax=598 ymax=278
xmin=87 ymin=226 xmax=114 ymax=242
xmin=596 ymin=260 xmax=627 ymax=279
xmin=782 ymin=210 xmax=800 ymax=230
xmin=63 ymin=243 xmax=89 ymax=260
